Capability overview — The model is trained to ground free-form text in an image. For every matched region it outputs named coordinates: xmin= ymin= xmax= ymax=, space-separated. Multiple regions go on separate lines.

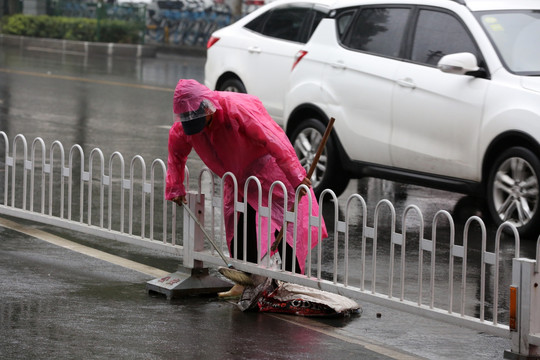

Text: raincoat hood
xmin=173 ymin=79 xmax=221 ymax=115
xmin=173 ymin=79 xmax=219 ymax=135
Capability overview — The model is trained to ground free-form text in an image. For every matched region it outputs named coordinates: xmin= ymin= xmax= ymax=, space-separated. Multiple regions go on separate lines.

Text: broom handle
xmin=182 ymin=202 xmax=231 ymax=267
xmin=270 ymin=117 xmax=335 ymax=252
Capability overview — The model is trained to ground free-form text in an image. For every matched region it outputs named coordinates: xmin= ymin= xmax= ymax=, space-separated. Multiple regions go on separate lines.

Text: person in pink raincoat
xmin=166 ymin=79 xmax=328 ymax=295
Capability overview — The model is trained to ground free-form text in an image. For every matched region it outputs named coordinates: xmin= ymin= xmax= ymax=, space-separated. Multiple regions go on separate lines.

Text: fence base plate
xmin=146 ymin=268 xmax=233 ymax=299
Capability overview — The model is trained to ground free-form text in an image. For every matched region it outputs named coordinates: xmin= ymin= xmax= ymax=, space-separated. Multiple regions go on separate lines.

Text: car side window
xmin=335 ymin=10 xmax=356 ymax=38
xmin=244 ymin=11 xmax=269 ymax=33
xmin=263 ymin=7 xmax=313 ymax=42
xmin=342 ymin=7 xmax=410 ymax=58
xmin=411 ymin=9 xmax=479 ymax=66
xmin=245 ymin=6 xmax=315 ymax=43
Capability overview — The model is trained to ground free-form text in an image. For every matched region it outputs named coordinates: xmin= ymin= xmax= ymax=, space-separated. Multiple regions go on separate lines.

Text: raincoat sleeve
xmin=234 ymin=96 xmax=306 ymax=188
xmin=166 ymin=122 xmax=193 ymax=200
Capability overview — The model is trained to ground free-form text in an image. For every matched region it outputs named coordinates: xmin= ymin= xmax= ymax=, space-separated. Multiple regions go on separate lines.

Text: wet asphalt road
xmin=0 ymin=215 xmax=510 ymax=360
xmin=0 ymin=44 xmax=519 ymax=359
xmin=0 ymin=216 xmax=409 ymax=360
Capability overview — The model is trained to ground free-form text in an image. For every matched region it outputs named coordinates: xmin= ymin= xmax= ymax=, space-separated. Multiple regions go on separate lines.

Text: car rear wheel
xmin=218 ymin=78 xmax=246 ymax=93
xmin=486 ymin=147 xmax=540 ymax=237
xmin=290 ymin=119 xmax=349 ymax=198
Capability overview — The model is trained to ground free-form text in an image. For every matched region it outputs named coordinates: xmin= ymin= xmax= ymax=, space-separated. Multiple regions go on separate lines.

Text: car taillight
xmin=207 ymin=36 xmax=220 ymax=49
xmin=292 ymin=50 xmax=308 ymax=71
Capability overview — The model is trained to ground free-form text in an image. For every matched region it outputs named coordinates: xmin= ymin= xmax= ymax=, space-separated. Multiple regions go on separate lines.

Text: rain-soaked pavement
xmin=0 ymin=42 xmax=524 ymax=359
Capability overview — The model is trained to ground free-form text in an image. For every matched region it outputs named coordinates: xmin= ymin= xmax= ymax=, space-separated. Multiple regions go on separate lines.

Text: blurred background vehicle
xmin=204 ymin=0 xmax=332 ymax=123
xmin=117 ymin=0 xmax=153 ymax=4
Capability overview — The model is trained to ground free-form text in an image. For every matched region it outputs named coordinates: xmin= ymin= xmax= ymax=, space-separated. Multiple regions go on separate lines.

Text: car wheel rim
xmin=293 ymin=127 xmax=327 ymax=188
xmin=492 ymin=156 xmax=539 ymax=227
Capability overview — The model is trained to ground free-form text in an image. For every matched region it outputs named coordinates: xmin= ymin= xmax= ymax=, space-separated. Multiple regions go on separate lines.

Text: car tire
xmin=486 ymin=147 xmax=540 ymax=237
xmin=218 ymin=78 xmax=247 ymax=93
xmin=290 ymin=118 xmax=350 ymax=198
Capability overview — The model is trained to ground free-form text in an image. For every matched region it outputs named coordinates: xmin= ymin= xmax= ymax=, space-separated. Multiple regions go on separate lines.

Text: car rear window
xmin=342 ymin=7 xmax=410 ymax=58
xmin=244 ymin=5 xmax=328 ymax=43
xmin=262 ymin=7 xmax=312 ymax=41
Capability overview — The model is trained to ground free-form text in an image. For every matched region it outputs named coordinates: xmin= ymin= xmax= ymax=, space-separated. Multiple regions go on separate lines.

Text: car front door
xmin=390 ymin=8 xmax=489 ymax=181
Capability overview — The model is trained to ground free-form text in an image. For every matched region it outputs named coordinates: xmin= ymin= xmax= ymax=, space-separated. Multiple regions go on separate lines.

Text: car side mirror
xmin=438 ymin=52 xmax=483 ymax=76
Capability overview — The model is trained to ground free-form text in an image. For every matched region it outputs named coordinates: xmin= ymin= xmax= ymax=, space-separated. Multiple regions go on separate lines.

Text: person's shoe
xmin=218 ymin=284 xmax=245 ymax=298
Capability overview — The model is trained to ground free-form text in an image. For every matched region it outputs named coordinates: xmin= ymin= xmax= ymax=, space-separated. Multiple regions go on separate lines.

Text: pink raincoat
xmin=166 ymin=79 xmax=327 ymax=274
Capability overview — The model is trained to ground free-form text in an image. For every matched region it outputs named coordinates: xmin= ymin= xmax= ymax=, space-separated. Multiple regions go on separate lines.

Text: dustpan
xmin=238 ymin=277 xmax=361 ymax=317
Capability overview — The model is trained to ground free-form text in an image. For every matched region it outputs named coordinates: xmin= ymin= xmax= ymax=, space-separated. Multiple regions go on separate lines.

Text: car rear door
xmin=390 ymin=7 xmax=489 ymax=180
xmin=321 ymin=6 xmax=412 ymax=165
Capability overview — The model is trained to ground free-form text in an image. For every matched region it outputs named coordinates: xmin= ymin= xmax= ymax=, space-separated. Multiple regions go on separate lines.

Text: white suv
xmin=285 ymin=0 xmax=540 ymax=236
xmin=206 ymin=0 xmax=540 ymax=236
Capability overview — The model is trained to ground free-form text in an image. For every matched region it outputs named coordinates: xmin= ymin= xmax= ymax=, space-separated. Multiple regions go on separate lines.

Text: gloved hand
xmin=171 ymin=196 xmax=187 ymax=206
xmin=297 ymin=177 xmax=312 ymax=197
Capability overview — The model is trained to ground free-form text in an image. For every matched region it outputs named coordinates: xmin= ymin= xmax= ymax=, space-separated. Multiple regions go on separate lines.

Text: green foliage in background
xmin=0 ymin=14 xmax=142 ymax=44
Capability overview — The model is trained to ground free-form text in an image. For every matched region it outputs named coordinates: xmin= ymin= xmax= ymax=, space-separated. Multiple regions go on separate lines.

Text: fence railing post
xmin=146 ymin=191 xmax=231 ymax=299
xmin=183 ymin=192 xmax=206 ymax=270
xmin=505 ymin=258 xmax=540 ymax=359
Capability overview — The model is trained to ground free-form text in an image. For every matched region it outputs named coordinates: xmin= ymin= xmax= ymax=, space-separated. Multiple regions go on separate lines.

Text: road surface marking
xmin=0 ymin=216 xmax=169 ymax=278
xmin=0 ymin=67 xmax=173 ymax=92
xmin=271 ymin=314 xmax=424 ymax=360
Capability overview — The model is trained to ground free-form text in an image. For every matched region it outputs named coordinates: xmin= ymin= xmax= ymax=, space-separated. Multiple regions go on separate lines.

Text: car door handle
xmin=396 ymin=78 xmax=416 ymax=89
xmin=331 ymin=61 xmax=346 ymax=70
xmin=248 ymin=46 xmax=261 ymax=54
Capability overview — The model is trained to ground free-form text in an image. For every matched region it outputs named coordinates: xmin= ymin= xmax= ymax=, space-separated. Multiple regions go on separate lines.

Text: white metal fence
xmin=0 ymin=132 xmax=182 ymax=254
xmin=0 ymin=133 xmax=538 ymax=357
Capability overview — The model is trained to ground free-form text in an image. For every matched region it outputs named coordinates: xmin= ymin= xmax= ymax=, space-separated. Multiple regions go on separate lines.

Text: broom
xmin=182 ymin=202 xmax=254 ymax=286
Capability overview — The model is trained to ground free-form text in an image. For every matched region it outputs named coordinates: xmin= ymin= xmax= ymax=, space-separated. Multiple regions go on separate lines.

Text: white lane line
xmin=0 ymin=216 xmax=170 ymax=279
xmin=271 ymin=314 xmax=424 ymax=360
